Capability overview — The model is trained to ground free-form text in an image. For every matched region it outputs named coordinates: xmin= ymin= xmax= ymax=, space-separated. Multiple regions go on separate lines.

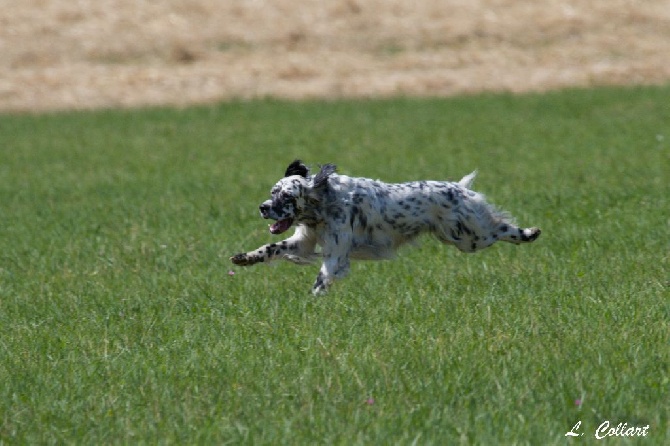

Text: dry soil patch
xmin=1 ymin=0 xmax=669 ymax=112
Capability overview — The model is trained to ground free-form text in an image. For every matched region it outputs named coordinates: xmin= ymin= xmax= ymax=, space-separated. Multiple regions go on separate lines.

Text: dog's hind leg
xmin=434 ymin=216 xmax=540 ymax=252
xmin=494 ymin=223 xmax=541 ymax=245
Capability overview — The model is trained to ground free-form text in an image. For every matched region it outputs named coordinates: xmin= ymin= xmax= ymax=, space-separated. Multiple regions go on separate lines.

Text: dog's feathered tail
xmin=458 ymin=170 xmax=477 ymax=189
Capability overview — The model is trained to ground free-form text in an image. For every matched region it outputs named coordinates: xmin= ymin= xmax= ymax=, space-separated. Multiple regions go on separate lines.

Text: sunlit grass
xmin=0 ymin=85 xmax=668 ymax=443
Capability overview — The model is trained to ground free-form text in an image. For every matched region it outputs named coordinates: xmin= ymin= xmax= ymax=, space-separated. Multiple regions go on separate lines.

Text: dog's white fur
xmin=231 ymin=160 xmax=540 ymax=294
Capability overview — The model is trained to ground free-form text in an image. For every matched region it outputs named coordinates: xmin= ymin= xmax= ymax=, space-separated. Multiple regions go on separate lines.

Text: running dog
xmin=231 ymin=160 xmax=541 ymax=294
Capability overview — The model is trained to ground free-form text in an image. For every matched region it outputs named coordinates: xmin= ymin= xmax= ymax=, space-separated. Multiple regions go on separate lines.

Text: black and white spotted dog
xmin=231 ymin=160 xmax=541 ymax=295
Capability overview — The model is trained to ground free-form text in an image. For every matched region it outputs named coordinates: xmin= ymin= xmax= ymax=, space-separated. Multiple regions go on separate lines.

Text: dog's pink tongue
xmin=269 ymin=219 xmax=292 ymax=234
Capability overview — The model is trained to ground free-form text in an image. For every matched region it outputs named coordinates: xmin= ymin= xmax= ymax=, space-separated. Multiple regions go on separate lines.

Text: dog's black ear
xmin=285 ymin=159 xmax=309 ymax=178
xmin=313 ymin=163 xmax=336 ymax=188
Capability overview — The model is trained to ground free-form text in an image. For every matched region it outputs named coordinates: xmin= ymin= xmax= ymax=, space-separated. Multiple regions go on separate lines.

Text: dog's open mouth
xmin=269 ymin=218 xmax=293 ymax=234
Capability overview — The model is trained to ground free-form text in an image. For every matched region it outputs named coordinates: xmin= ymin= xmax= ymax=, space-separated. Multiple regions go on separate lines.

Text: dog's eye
xmin=278 ymin=192 xmax=298 ymax=204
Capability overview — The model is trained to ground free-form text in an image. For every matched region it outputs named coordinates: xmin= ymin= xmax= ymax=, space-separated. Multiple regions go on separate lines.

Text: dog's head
xmin=259 ymin=160 xmax=335 ymax=234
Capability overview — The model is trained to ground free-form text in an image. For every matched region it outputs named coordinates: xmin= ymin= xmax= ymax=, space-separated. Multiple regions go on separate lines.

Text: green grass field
xmin=0 ymin=85 xmax=668 ymax=444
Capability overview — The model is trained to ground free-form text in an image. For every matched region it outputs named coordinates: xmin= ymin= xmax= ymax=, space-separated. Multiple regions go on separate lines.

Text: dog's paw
xmin=521 ymin=227 xmax=541 ymax=242
xmin=311 ymin=285 xmax=328 ymax=296
xmin=230 ymin=253 xmax=252 ymax=266
xmin=311 ymin=272 xmax=331 ymax=295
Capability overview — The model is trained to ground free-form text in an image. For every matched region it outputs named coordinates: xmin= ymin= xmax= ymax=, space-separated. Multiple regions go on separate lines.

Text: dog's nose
xmin=259 ymin=202 xmax=271 ymax=218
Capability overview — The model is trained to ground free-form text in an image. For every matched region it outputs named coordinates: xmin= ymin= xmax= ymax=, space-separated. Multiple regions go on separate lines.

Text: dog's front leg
xmin=311 ymin=232 xmax=351 ymax=295
xmin=231 ymin=227 xmax=316 ymax=266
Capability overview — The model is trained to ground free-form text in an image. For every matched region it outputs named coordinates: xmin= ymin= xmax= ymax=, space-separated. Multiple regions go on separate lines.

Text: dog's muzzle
xmin=259 ymin=201 xmax=293 ymax=234
xmin=259 ymin=201 xmax=272 ymax=219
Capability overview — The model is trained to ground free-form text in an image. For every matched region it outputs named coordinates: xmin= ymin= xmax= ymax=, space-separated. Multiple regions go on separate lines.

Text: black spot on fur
xmin=359 ymin=213 xmax=368 ymax=229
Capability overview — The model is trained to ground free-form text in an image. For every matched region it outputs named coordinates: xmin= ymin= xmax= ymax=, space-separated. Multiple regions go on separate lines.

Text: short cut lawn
xmin=0 ymin=85 xmax=668 ymax=444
